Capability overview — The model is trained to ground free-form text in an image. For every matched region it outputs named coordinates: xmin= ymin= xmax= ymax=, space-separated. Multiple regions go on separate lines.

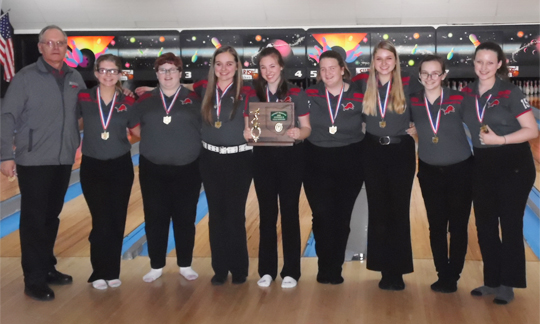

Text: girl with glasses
xmin=77 ymin=54 xmax=137 ymax=290
xmin=462 ymin=42 xmax=537 ymax=304
xmin=410 ymin=55 xmax=473 ymax=293
xmin=132 ymin=53 xmax=202 ymax=284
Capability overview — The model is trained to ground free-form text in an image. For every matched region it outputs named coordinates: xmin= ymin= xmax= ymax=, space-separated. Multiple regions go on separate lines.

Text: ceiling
xmin=2 ymin=0 xmax=539 ymax=33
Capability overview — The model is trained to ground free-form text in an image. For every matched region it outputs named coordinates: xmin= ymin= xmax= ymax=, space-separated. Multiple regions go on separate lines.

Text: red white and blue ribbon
xmin=377 ymin=79 xmax=392 ymax=119
xmin=215 ymin=82 xmax=234 ymax=120
xmin=424 ymin=88 xmax=443 ymax=136
xmin=475 ymin=94 xmax=492 ymax=124
xmin=97 ymin=87 xmax=117 ymax=132
xmin=160 ymin=86 xmax=181 ymax=115
xmin=325 ymin=84 xmax=344 ymax=125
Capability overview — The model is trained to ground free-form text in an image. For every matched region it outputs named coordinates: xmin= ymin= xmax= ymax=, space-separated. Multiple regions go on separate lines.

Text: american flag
xmin=0 ymin=11 xmax=15 ymax=82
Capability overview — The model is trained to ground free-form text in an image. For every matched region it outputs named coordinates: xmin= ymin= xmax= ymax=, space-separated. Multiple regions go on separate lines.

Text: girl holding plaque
xmin=250 ymin=47 xmax=311 ymax=289
xmin=194 ymin=46 xmax=257 ymax=285
xmin=461 ymin=42 xmax=537 ymax=304
xmin=352 ymin=40 xmax=415 ymax=291
xmin=132 ymin=53 xmax=202 ymax=284
xmin=410 ymin=55 xmax=473 ymax=293
xmin=304 ymin=50 xmax=364 ymax=285
xmin=77 ymin=54 xmax=137 ymax=289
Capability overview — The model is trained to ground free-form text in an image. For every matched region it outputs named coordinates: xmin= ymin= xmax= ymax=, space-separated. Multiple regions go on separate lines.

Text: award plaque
xmin=248 ymin=102 xmax=296 ymax=146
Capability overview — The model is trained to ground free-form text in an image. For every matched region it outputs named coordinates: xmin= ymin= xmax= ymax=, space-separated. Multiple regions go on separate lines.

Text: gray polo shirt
xmin=77 ymin=87 xmax=137 ymax=160
xmin=133 ymin=87 xmax=202 ymax=165
xmin=462 ymin=78 xmax=531 ymax=148
xmin=306 ymin=81 xmax=364 ymax=148
xmin=194 ymin=80 xmax=258 ymax=146
xmin=410 ymin=87 xmax=472 ymax=166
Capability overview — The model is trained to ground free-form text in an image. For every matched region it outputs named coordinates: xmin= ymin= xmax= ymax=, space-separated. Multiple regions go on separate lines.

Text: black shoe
xmin=330 ymin=276 xmax=344 ymax=285
xmin=316 ymin=273 xmax=330 ymax=284
xmin=211 ymin=274 xmax=227 ymax=286
xmin=24 ymin=284 xmax=55 ymax=301
xmin=232 ymin=275 xmax=247 ymax=285
xmin=46 ymin=270 xmax=73 ymax=285
xmin=379 ymin=274 xmax=405 ymax=291
xmin=431 ymin=279 xmax=457 ymax=293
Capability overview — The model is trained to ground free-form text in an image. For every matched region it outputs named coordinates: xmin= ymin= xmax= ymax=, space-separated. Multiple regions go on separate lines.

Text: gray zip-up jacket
xmin=1 ymin=57 xmax=86 ymax=165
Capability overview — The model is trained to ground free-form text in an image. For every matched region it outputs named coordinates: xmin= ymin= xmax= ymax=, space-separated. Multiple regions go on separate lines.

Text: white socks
xmin=92 ymin=279 xmax=121 ymax=289
xmin=92 ymin=279 xmax=108 ymax=290
xmin=143 ymin=268 xmax=163 ymax=282
xmin=257 ymin=274 xmax=273 ymax=287
xmin=107 ymin=279 xmax=122 ymax=288
xmin=281 ymin=276 xmax=297 ymax=289
xmin=179 ymin=267 xmax=199 ymax=281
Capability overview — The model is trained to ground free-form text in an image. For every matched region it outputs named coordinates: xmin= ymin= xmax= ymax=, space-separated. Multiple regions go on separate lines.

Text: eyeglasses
xmin=40 ymin=40 xmax=67 ymax=48
xmin=420 ymin=72 xmax=444 ymax=80
xmin=157 ymin=68 xmax=180 ymax=74
xmin=97 ymin=68 xmax=120 ymax=75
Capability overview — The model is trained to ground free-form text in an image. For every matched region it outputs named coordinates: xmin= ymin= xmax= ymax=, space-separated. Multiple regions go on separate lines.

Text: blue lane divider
xmin=303 ymin=232 xmax=317 ymax=257
xmin=0 ymin=153 xmax=141 ymax=240
xmin=139 ymin=190 xmax=209 ymax=256
xmin=524 ymin=204 xmax=539 ymax=258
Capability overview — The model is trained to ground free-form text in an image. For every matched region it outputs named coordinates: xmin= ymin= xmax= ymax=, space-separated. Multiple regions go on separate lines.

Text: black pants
xmin=473 ymin=143 xmax=535 ymax=288
xmin=139 ymin=155 xmax=201 ymax=269
xmin=17 ymin=164 xmax=72 ymax=286
xmin=253 ymin=144 xmax=304 ymax=281
xmin=417 ymin=156 xmax=473 ymax=282
xmin=364 ymin=134 xmax=416 ymax=275
xmin=200 ymin=149 xmax=253 ymax=278
xmin=303 ymin=140 xmax=364 ymax=280
xmin=80 ymin=153 xmax=134 ymax=282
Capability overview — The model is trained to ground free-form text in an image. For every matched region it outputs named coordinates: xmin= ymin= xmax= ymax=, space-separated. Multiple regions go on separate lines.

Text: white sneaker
xmin=257 ymin=274 xmax=273 ymax=287
xmin=92 ymin=279 xmax=108 ymax=290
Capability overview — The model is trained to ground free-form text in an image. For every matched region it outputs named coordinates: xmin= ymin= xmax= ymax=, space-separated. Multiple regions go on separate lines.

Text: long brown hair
xmin=363 ymin=41 xmax=406 ymax=116
xmin=202 ymin=46 xmax=243 ymax=124
xmin=95 ymin=54 xmax=123 ymax=94
xmin=254 ymin=47 xmax=288 ymax=101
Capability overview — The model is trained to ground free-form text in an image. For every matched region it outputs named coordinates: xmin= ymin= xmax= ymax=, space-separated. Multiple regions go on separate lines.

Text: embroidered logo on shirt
xmin=115 ymin=104 xmax=127 ymax=112
xmin=69 ymin=81 xmax=79 ymax=88
xmin=442 ymin=105 xmax=455 ymax=115
xmin=342 ymin=102 xmax=354 ymax=110
xmin=180 ymin=98 xmax=192 ymax=105
xmin=488 ymin=99 xmax=500 ymax=108
xmin=284 ymin=96 xmax=292 ymax=103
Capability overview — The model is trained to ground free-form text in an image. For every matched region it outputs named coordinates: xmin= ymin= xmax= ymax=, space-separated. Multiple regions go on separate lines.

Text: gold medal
xmin=329 ymin=125 xmax=337 ymax=134
xmin=480 ymin=124 xmax=488 ymax=133
xmin=163 ymin=116 xmax=172 ymax=124
xmin=432 ymin=136 xmax=439 ymax=144
xmin=214 ymin=121 xmax=222 ymax=129
xmin=101 ymin=131 xmax=109 ymax=140
xmin=379 ymin=120 xmax=386 ymax=128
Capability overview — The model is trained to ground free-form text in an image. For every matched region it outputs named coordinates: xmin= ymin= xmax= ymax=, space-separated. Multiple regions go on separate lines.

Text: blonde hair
xmin=363 ymin=41 xmax=406 ymax=116
xmin=202 ymin=46 xmax=244 ymax=125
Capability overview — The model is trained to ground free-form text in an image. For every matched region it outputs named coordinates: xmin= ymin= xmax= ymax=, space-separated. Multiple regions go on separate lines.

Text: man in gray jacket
xmin=0 ymin=25 xmax=86 ymax=301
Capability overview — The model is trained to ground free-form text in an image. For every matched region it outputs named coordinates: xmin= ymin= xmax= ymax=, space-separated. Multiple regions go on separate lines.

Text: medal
xmin=325 ymin=84 xmax=344 ymax=136
xmin=215 ymin=82 xmax=234 ymax=129
xmin=424 ymin=89 xmax=443 ymax=145
xmin=160 ymin=87 xmax=181 ymax=125
xmin=480 ymin=124 xmax=488 ymax=133
xmin=377 ymin=78 xmax=392 ymax=128
xmin=97 ymin=88 xmax=117 ymax=141
xmin=475 ymin=94 xmax=492 ymax=134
